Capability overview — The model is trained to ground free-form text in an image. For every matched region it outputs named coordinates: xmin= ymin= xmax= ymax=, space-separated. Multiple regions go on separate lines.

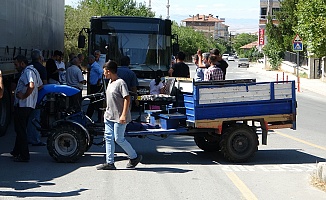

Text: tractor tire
xmin=220 ymin=125 xmax=258 ymax=163
xmin=47 ymin=124 xmax=87 ymax=162
xmin=0 ymin=89 xmax=11 ymax=137
xmin=194 ymin=134 xmax=221 ymax=152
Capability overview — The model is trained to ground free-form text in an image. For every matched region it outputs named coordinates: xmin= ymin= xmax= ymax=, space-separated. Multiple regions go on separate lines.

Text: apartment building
xmin=181 ymin=14 xmax=229 ymax=42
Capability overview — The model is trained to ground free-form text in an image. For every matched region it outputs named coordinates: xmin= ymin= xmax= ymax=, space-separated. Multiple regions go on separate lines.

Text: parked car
xmin=222 ymin=54 xmax=229 ymax=60
xmin=238 ymin=58 xmax=249 ymax=68
xmin=227 ymin=55 xmax=235 ymax=61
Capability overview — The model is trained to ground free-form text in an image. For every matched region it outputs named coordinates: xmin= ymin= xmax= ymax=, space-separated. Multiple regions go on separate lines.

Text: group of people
xmin=7 ymin=47 xmax=227 ymax=169
xmin=194 ymin=48 xmax=228 ymax=81
xmin=7 ymin=49 xmax=142 ymax=170
xmin=167 ymin=48 xmax=228 ymax=83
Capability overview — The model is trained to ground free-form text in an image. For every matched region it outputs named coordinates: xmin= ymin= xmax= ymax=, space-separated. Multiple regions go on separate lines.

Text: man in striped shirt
xmin=204 ymin=55 xmax=224 ymax=81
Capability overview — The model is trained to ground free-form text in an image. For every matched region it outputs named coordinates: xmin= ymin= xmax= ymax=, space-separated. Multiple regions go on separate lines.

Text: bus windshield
xmin=93 ymin=32 xmax=168 ymax=72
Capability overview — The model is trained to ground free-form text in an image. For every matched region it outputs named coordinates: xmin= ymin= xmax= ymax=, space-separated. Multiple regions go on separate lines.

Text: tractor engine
xmin=39 ymin=92 xmax=82 ymax=135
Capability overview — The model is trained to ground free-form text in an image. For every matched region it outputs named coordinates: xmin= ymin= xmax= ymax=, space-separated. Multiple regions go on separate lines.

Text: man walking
xmin=97 ymin=60 xmax=142 ymax=170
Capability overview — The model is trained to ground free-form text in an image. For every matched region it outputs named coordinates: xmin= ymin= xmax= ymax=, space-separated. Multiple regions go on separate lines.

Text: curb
xmin=249 ymin=63 xmax=326 ymax=97
xmin=316 ymin=162 xmax=326 ymax=183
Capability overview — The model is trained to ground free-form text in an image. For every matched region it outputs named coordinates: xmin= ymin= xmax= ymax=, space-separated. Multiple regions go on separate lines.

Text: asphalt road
xmin=0 ymin=61 xmax=325 ymax=199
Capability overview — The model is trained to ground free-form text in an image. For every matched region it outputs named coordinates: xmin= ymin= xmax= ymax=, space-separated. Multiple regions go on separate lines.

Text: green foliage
xmin=171 ymin=22 xmax=226 ymax=60
xmin=276 ymin=0 xmax=299 ymax=51
xmin=80 ymin=0 xmax=154 ymax=17
xmin=295 ymin=0 xmax=326 ymax=57
xmin=232 ymin=33 xmax=257 ymax=54
xmin=64 ymin=0 xmax=154 ymax=59
xmin=263 ymin=43 xmax=283 ymax=70
xmin=264 ymin=0 xmax=326 ymax=63
xmin=264 ymin=16 xmax=284 ymax=70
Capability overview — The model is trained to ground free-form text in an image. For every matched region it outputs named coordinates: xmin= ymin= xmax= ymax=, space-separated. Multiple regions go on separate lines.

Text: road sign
xmin=293 ymin=34 xmax=303 ymax=51
xmin=293 ymin=42 xmax=303 ymax=51
xmin=293 ymin=34 xmax=302 ymax=43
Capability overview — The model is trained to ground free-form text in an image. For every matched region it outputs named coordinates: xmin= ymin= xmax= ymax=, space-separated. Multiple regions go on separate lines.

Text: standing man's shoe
xmin=126 ymin=155 xmax=142 ymax=168
xmin=96 ymin=163 xmax=116 ymax=170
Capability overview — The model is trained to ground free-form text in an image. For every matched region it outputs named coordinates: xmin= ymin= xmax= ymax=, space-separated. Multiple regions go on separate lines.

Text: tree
xmin=295 ymin=0 xmax=326 ymax=57
xmin=264 ymin=16 xmax=284 ymax=70
xmin=171 ymin=22 xmax=226 ymax=60
xmin=276 ymin=0 xmax=299 ymax=51
xmin=232 ymin=33 xmax=257 ymax=55
xmin=80 ymin=0 xmax=154 ymax=17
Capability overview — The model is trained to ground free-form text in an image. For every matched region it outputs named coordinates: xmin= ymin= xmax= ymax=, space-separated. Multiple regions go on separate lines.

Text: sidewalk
xmin=249 ymin=63 xmax=326 ymax=97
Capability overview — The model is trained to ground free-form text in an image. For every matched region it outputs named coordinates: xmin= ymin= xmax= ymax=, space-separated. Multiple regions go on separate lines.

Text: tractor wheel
xmin=194 ymin=134 xmax=221 ymax=152
xmin=220 ymin=125 xmax=258 ymax=162
xmin=0 ymin=89 xmax=11 ymax=137
xmin=47 ymin=124 xmax=87 ymax=162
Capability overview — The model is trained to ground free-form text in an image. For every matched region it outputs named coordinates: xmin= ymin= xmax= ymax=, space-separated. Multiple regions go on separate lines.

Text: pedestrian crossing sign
xmin=293 ymin=42 xmax=303 ymax=51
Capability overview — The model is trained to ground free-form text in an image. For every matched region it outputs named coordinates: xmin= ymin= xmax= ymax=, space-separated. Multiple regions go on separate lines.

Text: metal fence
xmin=284 ymin=51 xmax=308 ymax=66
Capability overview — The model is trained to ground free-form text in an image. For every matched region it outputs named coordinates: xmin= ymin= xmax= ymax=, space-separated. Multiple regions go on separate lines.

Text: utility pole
xmin=264 ymin=0 xmax=273 ymax=69
xmin=148 ymin=0 xmax=152 ymax=11
xmin=166 ymin=0 xmax=170 ymax=19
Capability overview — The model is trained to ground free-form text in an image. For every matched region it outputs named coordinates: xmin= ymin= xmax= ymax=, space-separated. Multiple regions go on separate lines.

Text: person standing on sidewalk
xmin=97 ymin=60 xmax=142 ymax=170
xmin=11 ymin=55 xmax=43 ymax=162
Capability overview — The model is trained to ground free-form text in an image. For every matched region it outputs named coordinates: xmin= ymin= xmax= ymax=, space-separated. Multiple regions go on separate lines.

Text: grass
xmin=311 ymin=174 xmax=326 ymax=192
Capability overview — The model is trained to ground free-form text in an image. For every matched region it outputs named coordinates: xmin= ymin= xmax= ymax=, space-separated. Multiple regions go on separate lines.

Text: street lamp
xmin=229 ymin=31 xmax=236 ymax=54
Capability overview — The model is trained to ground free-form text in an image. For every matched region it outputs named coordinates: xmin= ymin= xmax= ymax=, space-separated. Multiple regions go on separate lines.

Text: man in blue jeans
xmin=97 ymin=60 xmax=142 ymax=170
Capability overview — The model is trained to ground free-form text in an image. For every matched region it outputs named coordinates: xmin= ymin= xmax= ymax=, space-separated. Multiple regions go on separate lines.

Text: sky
xmin=65 ymin=0 xmax=260 ymax=33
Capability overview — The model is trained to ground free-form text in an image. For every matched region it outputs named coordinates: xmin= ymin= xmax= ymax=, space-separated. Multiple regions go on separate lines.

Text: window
xmin=261 ymin=7 xmax=267 ymax=16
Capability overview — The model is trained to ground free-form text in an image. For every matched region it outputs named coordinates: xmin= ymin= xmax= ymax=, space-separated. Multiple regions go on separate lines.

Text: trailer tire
xmin=0 ymin=89 xmax=11 ymax=137
xmin=47 ymin=124 xmax=87 ymax=162
xmin=194 ymin=134 xmax=221 ymax=152
xmin=220 ymin=125 xmax=258 ymax=162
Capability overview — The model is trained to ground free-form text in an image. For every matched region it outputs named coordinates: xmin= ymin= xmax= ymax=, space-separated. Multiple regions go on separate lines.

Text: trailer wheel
xmin=0 ymin=89 xmax=11 ymax=137
xmin=194 ymin=134 xmax=221 ymax=152
xmin=47 ymin=124 xmax=87 ymax=162
xmin=220 ymin=125 xmax=258 ymax=162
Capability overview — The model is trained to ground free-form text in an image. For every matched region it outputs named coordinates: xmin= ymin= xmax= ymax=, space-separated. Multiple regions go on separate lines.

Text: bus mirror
xmin=172 ymin=43 xmax=179 ymax=56
xmin=78 ymin=35 xmax=86 ymax=48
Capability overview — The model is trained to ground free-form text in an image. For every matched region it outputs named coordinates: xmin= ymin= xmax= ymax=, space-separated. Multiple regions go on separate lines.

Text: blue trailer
xmin=38 ymin=78 xmax=297 ymax=163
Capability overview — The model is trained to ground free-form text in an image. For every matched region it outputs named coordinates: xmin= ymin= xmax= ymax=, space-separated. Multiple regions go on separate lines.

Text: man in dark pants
xmin=11 ymin=55 xmax=42 ymax=162
xmin=27 ymin=49 xmax=47 ymax=146
xmin=86 ymin=55 xmax=104 ymax=122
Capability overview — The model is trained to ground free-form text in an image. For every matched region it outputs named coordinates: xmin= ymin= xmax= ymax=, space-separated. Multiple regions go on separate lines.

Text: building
xmin=258 ymin=0 xmax=280 ymax=48
xmin=259 ymin=0 xmax=280 ymax=26
xmin=181 ymin=14 xmax=229 ymax=42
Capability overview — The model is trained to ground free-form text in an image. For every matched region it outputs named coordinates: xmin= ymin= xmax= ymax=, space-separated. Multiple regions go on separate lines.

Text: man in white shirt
xmin=55 ymin=51 xmax=66 ymax=84
xmin=11 ymin=55 xmax=43 ymax=162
